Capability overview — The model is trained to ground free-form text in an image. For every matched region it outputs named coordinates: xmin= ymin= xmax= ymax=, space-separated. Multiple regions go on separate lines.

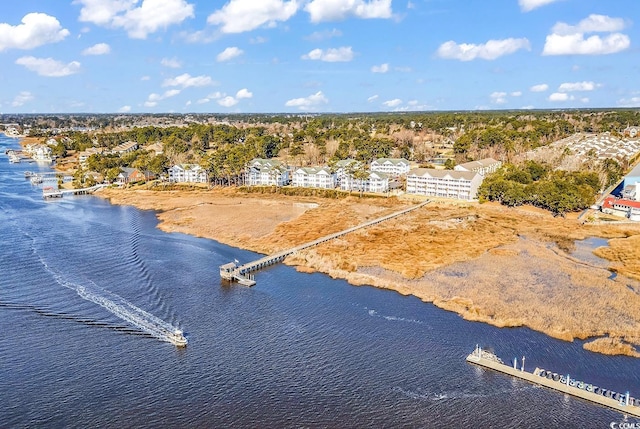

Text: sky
xmin=0 ymin=0 xmax=639 ymax=114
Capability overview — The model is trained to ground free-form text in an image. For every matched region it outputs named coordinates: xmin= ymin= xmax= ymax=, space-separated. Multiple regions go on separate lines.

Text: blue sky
xmin=0 ymin=0 xmax=638 ymax=114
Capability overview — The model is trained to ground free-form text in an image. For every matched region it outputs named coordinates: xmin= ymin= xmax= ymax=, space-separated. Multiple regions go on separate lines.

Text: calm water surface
xmin=1 ymin=135 xmax=639 ymax=428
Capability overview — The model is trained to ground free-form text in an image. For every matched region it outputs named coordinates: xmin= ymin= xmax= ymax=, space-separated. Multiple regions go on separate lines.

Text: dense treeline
xmin=28 ymin=109 xmax=638 ymax=213
xmin=477 ymin=161 xmax=601 ymax=215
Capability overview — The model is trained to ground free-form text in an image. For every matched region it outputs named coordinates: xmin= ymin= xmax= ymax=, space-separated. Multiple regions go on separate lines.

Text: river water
xmin=1 ymin=135 xmax=640 ymax=428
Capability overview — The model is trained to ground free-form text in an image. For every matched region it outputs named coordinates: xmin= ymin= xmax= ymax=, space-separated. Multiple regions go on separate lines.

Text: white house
xmin=25 ymin=144 xmax=53 ymax=163
xmin=168 ymin=164 xmax=208 ymax=183
xmin=454 ymin=158 xmax=502 ymax=176
xmin=292 ymin=166 xmax=336 ymax=189
xmin=245 ymin=158 xmax=289 ymax=186
xmin=341 ymin=171 xmax=389 ymax=193
xmin=333 ymin=159 xmax=359 ymax=186
xmin=406 ymin=168 xmax=483 ymax=200
xmin=370 ymin=158 xmax=411 ymax=177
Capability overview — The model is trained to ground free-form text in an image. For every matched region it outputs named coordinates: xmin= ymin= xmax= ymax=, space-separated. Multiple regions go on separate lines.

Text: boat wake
xmin=367 ymin=309 xmax=426 ymax=325
xmin=37 ymin=252 xmax=186 ymax=346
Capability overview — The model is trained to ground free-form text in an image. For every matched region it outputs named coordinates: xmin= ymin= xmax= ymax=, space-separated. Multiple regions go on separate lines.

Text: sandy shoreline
xmin=98 ymin=186 xmax=640 ymax=357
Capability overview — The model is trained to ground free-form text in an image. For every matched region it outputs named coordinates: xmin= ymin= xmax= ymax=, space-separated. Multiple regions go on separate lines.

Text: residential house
xmin=168 ymin=164 xmax=208 ymax=183
xmin=144 ymin=142 xmax=164 ymax=155
xmin=245 ymin=158 xmax=289 ymax=186
xmin=341 ymin=171 xmax=390 ymax=193
xmin=406 ymin=168 xmax=483 ymax=200
xmin=111 ymin=141 xmax=138 ymax=155
xmin=602 ymin=196 xmax=640 ymax=221
xmin=370 ymin=158 xmax=411 ymax=177
xmin=454 ymin=158 xmax=502 ymax=176
xmin=116 ymin=167 xmax=155 ymax=184
xmin=291 ymin=166 xmax=336 ymax=189
xmin=25 ymin=144 xmax=53 ymax=163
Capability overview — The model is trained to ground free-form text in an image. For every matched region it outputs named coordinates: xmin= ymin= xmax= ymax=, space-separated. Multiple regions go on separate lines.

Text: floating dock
xmin=467 ymin=346 xmax=640 ymax=417
xmin=42 ymin=183 xmax=108 ymax=199
xmin=220 ymin=200 xmax=430 ymax=285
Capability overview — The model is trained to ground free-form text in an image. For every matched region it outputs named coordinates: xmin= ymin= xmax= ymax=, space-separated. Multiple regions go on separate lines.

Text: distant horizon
xmin=1 ymin=1 xmax=639 ymax=113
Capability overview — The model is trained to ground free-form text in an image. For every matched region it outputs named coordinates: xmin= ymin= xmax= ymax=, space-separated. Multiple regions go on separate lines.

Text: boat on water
xmin=467 ymin=345 xmax=640 ymax=417
xmin=169 ymin=329 xmax=188 ymax=347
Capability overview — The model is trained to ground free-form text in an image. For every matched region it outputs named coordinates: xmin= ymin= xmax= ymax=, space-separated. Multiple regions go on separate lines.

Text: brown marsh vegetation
xmin=100 ymin=187 xmax=640 ymax=357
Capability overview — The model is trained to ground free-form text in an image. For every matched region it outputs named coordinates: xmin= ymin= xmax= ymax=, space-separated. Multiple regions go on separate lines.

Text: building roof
xmin=627 ymin=163 xmax=640 ymax=178
xmin=602 ymin=196 xmax=640 ymax=210
xmin=372 ymin=157 xmax=409 ymax=166
xmin=408 ymin=168 xmax=479 ymax=181
xmin=294 ymin=166 xmax=332 ymax=175
xmin=456 ymin=158 xmax=501 ymax=170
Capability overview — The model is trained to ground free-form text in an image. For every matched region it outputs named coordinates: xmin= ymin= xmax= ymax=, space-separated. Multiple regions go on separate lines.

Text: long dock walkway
xmin=220 ymin=200 xmax=430 ymax=285
xmin=43 ymin=184 xmax=108 ymax=199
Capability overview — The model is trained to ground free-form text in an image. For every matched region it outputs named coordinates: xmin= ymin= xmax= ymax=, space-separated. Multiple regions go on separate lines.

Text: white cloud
xmin=548 ymin=92 xmax=573 ymax=102
xmin=75 ymin=0 xmax=195 ymax=39
xmin=162 ymin=73 xmax=214 ymax=88
xmin=0 ymin=13 xmax=69 ymax=52
xmin=511 ymin=91 xmax=522 ymax=97
xmin=367 ymin=94 xmax=379 ymax=102
xmin=519 ymin=0 xmax=563 ymax=12
xmin=302 ymin=47 xmax=354 ymax=62
xmin=197 ymin=98 xmax=210 ymax=104
xmin=217 ymin=46 xmax=244 ymax=62
xmin=580 ymin=97 xmax=589 ymax=103
xmin=218 ymin=96 xmax=238 ymax=107
xmin=437 ymin=38 xmax=530 ymax=61
xmin=15 ymin=56 xmax=81 ymax=77
xmin=305 ymin=0 xmax=393 ymax=22
xmin=207 ymin=0 xmax=298 ymax=33
xmin=82 ymin=43 xmax=111 ymax=55
xmin=618 ymin=97 xmax=640 ymax=108
xmin=371 ymin=63 xmax=389 ymax=73
xmin=141 ymin=75 xmax=151 ymax=81
xmin=490 ymin=91 xmax=508 ymax=104
xmin=207 ymin=91 xmax=224 ymax=99
xmin=285 ymin=91 xmax=328 ymax=110
xmin=543 ymin=14 xmax=630 ymax=56
xmin=11 ymin=91 xmax=34 ymax=107
xmin=161 ymin=57 xmax=182 ymax=68
xmin=250 ymin=36 xmax=268 ymax=44
xmin=383 ymin=98 xmax=402 ymax=107
xmin=306 ymin=28 xmax=342 ymax=41
xmin=551 ymin=14 xmax=625 ymax=35
xmin=118 ymin=105 xmax=132 ymax=112
xmin=530 ymin=83 xmax=549 ymax=92
xmin=144 ymin=89 xmax=181 ymax=107
xmin=236 ymin=88 xmax=253 ymax=99
xmin=558 ymin=81 xmax=597 ymax=92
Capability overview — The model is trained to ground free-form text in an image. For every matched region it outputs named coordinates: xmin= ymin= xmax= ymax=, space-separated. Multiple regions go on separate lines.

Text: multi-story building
xmin=406 ymin=168 xmax=483 ymax=200
xmin=111 ymin=141 xmax=138 ymax=155
xmin=454 ymin=158 xmax=502 ymax=176
xmin=340 ymin=171 xmax=389 ymax=193
xmin=168 ymin=164 xmax=208 ymax=183
xmin=291 ymin=166 xmax=336 ymax=189
xmin=370 ymin=158 xmax=411 ymax=177
xmin=245 ymin=158 xmax=289 ymax=186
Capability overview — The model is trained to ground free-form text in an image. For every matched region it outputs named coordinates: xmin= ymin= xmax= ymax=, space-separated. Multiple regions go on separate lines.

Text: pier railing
xmin=221 ymin=200 xmax=430 ymax=285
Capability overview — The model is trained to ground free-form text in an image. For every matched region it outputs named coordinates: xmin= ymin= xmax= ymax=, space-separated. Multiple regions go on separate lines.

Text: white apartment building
xmin=168 ymin=164 xmax=208 ymax=183
xmin=245 ymin=158 xmax=289 ymax=186
xmin=292 ymin=166 xmax=336 ymax=189
xmin=370 ymin=158 xmax=411 ymax=177
xmin=341 ymin=171 xmax=389 ymax=193
xmin=406 ymin=168 xmax=483 ymax=200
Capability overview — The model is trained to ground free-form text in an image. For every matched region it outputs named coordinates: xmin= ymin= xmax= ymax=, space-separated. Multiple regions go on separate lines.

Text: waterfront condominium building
xmin=245 ymin=158 xmax=290 ymax=186
xmin=370 ymin=158 xmax=411 ymax=177
xmin=405 ymin=168 xmax=483 ymax=200
xmin=291 ymin=166 xmax=336 ymax=189
xmin=168 ymin=164 xmax=208 ymax=183
xmin=340 ymin=171 xmax=390 ymax=193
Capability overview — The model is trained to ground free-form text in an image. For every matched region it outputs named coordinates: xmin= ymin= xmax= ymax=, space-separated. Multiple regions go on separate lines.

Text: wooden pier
xmin=43 ymin=184 xmax=108 ymax=199
xmin=220 ymin=200 xmax=430 ymax=285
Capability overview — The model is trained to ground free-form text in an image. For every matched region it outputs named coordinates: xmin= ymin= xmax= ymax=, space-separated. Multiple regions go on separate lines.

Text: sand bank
xmin=98 ymin=187 xmax=640 ymax=357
